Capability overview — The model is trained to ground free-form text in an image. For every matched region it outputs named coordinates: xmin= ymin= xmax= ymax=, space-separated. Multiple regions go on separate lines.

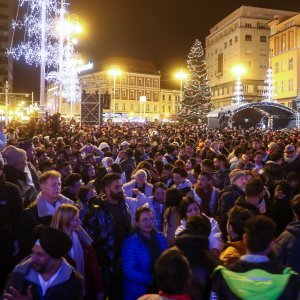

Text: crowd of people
xmin=1 ymin=115 xmax=300 ymax=300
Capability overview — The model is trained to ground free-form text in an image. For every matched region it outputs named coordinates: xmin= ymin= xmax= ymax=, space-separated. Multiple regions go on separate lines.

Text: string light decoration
xmin=179 ymin=39 xmax=212 ymax=123
xmin=10 ymin=0 xmax=63 ymax=67
xmin=232 ymin=66 xmax=246 ymax=106
xmin=263 ymin=67 xmax=276 ymax=102
xmin=9 ymin=0 xmax=66 ymax=117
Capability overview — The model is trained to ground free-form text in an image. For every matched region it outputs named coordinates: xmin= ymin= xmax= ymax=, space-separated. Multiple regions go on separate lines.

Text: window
xmin=146 ymin=91 xmax=150 ymax=100
xmin=130 ymin=90 xmax=134 ymax=99
xmin=162 ymin=95 xmax=165 ymax=101
xmin=229 ymin=39 xmax=232 ymax=46
xmin=235 ymin=36 xmax=238 ymax=43
xmin=260 ymin=49 xmax=267 ymax=56
xmin=244 ymin=85 xmax=249 ymax=93
xmin=162 ymin=105 xmax=165 ymax=112
xmin=247 ymin=61 xmax=252 ymax=68
xmin=154 ymin=105 xmax=157 ymax=112
xmin=288 ymin=79 xmax=293 ymax=91
xmin=122 ymin=77 xmax=127 ymax=85
xmin=138 ymin=91 xmax=142 ymax=99
xmin=281 ymin=81 xmax=286 ymax=92
xmin=218 ymin=53 xmax=223 ymax=74
xmin=169 ymin=95 xmax=172 ymax=101
xmin=138 ymin=78 xmax=142 ymax=86
xmin=215 ymin=48 xmax=218 ymax=53
xmin=115 ymin=89 xmax=119 ymax=97
xmin=275 ymin=63 xmax=279 ymax=74
xmin=153 ymin=80 xmax=158 ymax=87
xmin=281 ymin=61 xmax=286 ymax=72
xmin=245 ymin=35 xmax=252 ymax=41
xmin=169 ymin=106 xmax=171 ymax=112
xmin=146 ymin=79 xmax=150 ymax=87
xmin=260 ymin=36 xmax=267 ymax=42
xmin=154 ymin=92 xmax=158 ymax=100
xmin=130 ymin=77 xmax=135 ymax=85
xmin=288 ymin=58 xmax=293 ymax=70
xmin=146 ymin=104 xmax=149 ymax=112
xmin=122 ymin=103 xmax=125 ymax=110
xmin=224 ymin=42 xmax=227 ymax=48
xmin=245 ymin=23 xmax=252 ymax=28
xmin=122 ymin=89 xmax=126 ymax=98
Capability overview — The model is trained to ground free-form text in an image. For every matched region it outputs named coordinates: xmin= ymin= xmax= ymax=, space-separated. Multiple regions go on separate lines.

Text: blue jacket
xmin=122 ymin=230 xmax=168 ymax=300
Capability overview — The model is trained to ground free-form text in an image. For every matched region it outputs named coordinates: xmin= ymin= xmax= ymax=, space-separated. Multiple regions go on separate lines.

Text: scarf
xmin=195 ymin=185 xmax=213 ymax=216
xmin=70 ymin=232 xmax=84 ymax=277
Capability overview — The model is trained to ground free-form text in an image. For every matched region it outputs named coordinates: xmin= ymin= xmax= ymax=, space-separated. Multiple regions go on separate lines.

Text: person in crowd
xmin=3 ymin=145 xmax=38 ymax=207
xmin=122 ymin=207 xmax=168 ymax=300
xmin=192 ymin=172 xmax=219 ymax=218
xmin=51 ymin=204 xmax=104 ymax=300
xmin=160 ymin=163 xmax=174 ymax=188
xmin=162 ymin=144 xmax=178 ymax=165
xmin=110 ymin=162 xmax=127 ymax=184
xmin=120 ymin=148 xmax=136 ymax=182
xmin=144 ymin=182 xmax=166 ymax=232
xmin=200 ymin=139 xmax=212 ymax=160
xmin=220 ymin=206 xmax=252 ymax=266
xmin=81 ymin=163 xmax=96 ymax=185
xmin=138 ymin=249 xmax=192 ymax=300
xmin=252 ymin=150 xmax=265 ymax=174
xmin=175 ymin=216 xmax=219 ymax=299
xmin=219 ymin=169 xmax=247 ymax=241
xmin=21 ymin=170 xmax=74 ymax=256
xmin=163 ymin=188 xmax=183 ymax=246
xmin=171 ymin=167 xmax=193 ymax=197
xmin=206 ymin=142 xmax=221 ymax=161
xmin=213 ymin=154 xmax=230 ymax=190
xmin=123 ymin=169 xmax=153 ymax=198
xmin=185 ymin=158 xmax=197 ymax=184
xmin=0 ymin=160 xmax=23 ymax=292
xmin=61 ymin=173 xmax=83 ymax=202
xmin=57 ymin=161 xmax=73 ymax=188
xmin=175 ymin=197 xmax=223 ymax=255
xmin=88 ymin=166 xmax=108 ymax=194
xmin=235 ymin=177 xmax=266 ymax=216
xmin=3 ymin=225 xmax=83 ymax=300
xmin=211 ymin=215 xmax=300 ymax=300
xmin=78 ymin=186 xmax=97 ymax=222
xmin=275 ymin=194 xmax=300 ymax=273
xmin=283 ymin=144 xmax=300 ymax=176
xmin=84 ymin=173 xmax=132 ymax=299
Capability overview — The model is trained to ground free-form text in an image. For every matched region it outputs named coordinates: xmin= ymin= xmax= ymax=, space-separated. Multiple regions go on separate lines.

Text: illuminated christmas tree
xmin=179 ymin=39 xmax=212 ymax=123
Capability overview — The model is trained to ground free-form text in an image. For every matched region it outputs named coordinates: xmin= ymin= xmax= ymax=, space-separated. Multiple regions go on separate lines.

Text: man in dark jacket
xmin=3 ymin=225 xmax=83 ymax=300
xmin=84 ymin=173 xmax=131 ymax=300
xmin=0 ymin=160 xmax=23 ymax=292
xmin=211 ymin=215 xmax=300 ymax=300
xmin=3 ymin=145 xmax=38 ymax=207
xmin=276 ymin=194 xmax=300 ymax=273
xmin=219 ymin=169 xmax=247 ymax=241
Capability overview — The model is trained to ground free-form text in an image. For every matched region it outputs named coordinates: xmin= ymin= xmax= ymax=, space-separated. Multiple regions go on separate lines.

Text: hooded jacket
xmin=276 ymin=221 xmax=300 ymax=273
xmin=4 ymin=257 xmax=83 ymax=300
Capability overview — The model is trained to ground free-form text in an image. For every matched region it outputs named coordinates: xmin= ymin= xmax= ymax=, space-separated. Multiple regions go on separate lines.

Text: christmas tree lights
xmin=179 ymin=39 xmax=212 ymax=123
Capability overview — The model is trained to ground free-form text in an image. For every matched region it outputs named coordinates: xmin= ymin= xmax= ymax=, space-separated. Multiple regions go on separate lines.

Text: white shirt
xmin=38 ymin=266 xmax=61 ymax=296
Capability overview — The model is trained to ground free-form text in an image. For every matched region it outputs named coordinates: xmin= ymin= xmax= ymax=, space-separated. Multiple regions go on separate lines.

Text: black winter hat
xmin=32 ymin=225 xmax=72 ymax=259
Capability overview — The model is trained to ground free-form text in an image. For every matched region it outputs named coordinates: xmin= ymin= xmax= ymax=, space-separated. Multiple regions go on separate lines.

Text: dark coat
xmin=210 ymin=260 xmax=300 ymax=300
xmin=3 ymin=165 xmax=38 ymax=208
xmin=175 ymin=229 xmax=219 ymax=300
xmin=83 ymin=195 xmax=131 ymax=289
xmin=4 ymin=257 xmax=83 ymax=300
xmin=218 ymin=185 xmax=245 ymax=241
xmin=235 ymin=196 xmax=260 ymax=216
xmin=275 ymin=221 xmax=300 ymax=274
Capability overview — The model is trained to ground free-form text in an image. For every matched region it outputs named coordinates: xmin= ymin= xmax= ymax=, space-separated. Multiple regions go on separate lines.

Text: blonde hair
xmin=134 ymin=169 xmax=148 ymax=180
xmin=51 ymin=204 xmax=78 ymax=236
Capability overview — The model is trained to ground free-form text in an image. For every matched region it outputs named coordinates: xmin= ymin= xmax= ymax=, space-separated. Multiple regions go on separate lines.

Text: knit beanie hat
xmin=229 ymin=169 xmax=246 ymax=184
xmin=3 ymin=145 xmax=27 ymax=167
xmin=32 ymin=225 xmax=72 ymax=259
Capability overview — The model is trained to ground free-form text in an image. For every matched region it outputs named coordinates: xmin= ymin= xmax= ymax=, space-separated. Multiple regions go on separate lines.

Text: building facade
xmin=160 ymin=89 xmax=181 ymax=120
xmin=205 ymin=6 xmax=296 ymax=109
xmin=0 ymin=0 xmax=13 ymax=90
xmin=269 ymin=14 xmax=300 ymax=107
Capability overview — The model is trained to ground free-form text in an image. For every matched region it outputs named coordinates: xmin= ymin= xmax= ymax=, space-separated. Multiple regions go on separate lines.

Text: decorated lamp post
xmin=232 ymin=65 xmax=246 ymax=105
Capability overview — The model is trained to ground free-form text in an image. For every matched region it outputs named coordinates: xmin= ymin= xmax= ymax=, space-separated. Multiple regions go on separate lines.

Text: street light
xmin=231 ymin=65 xmax=246 ymax=105
xmin=108 ymin=66 xmax=122 ymax=121
xmin=139 ymin=95 xmax=147 ymax=121
xmin=175 ymin=69 xmax=188 ymax=109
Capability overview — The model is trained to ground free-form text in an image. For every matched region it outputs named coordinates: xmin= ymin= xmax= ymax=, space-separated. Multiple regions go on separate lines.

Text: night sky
xmin=13 ymin=0 xmax=300 ymax=95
